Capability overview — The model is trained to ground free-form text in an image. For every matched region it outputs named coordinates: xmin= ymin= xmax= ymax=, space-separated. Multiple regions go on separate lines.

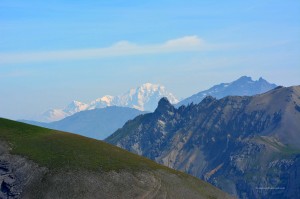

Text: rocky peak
xmin=258 ymin=77 xmax=266 ymax=82
xmin=155 ymin=97 xmax=175 ymax=114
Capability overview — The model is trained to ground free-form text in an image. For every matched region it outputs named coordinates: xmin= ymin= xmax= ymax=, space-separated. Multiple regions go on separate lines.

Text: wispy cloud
xmin=0 ymin=36 xmax=226 ymax=64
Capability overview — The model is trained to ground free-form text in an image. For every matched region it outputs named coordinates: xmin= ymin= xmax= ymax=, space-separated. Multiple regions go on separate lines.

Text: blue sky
xmin=0 ymin=0 xmax=300 ymax=119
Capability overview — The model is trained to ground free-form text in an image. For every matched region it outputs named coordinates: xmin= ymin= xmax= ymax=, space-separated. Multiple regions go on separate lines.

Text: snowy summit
xmin=34 ymin=83 xmax=178 ymax=122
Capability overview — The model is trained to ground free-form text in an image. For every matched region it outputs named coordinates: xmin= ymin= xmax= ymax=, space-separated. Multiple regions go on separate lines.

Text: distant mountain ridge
xmin=107 ymin=85 xmax=300 ymax=198
xmin=33 ymin=83 xmax=178 ymax=122
xmin=176 ymin=76 xmax=277 ymax=107
xmin=30 ymin=77 xmax=276 ymax=122
xmin=21 ymin=106 xmax=146 ymax=140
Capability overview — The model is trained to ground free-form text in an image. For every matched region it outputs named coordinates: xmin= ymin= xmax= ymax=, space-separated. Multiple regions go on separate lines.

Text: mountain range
xmin=29 ymin=77 xmax=275 ymax=123
xmin=0 ymin=118 xmax=231 ymax=199
xmin=106 ymin=85 xmax=300 ymax=198
xmin=22 ymin=76 xmax=278 ymax=141
xmin=176 ymin=76 xmax=277 ymax=107
xmin=21 ymin=106 xmax=146 ymax=140
xmin=34 ymin=83 xmax=178 ymax=122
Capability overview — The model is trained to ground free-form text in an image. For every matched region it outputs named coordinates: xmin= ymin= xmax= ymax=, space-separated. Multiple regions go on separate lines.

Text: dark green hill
xmin=0 ymin=118 xmax=231 ymax=199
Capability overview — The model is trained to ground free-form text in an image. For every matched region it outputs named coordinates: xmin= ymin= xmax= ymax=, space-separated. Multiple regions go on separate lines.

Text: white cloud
xmin=164 ymin=35 xmax=203 ymax=47
xmin=0 ymin=35 xmax=211 ymax=64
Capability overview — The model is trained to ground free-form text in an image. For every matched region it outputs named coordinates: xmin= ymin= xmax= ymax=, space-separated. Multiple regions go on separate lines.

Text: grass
xmin=0 ymin=117 xmax=173 ymax=171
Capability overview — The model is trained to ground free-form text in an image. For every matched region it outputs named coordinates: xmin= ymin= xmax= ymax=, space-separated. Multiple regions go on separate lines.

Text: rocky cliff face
xmin=106 ymin=86 xmax=300 ymax=199
xmin=0 ymin=141 xmax=47 ymax=199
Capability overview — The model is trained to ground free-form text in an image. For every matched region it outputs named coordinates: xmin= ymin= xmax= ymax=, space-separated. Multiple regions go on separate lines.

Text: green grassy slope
xmin=0 ymin=117 xmax=168 ymax=171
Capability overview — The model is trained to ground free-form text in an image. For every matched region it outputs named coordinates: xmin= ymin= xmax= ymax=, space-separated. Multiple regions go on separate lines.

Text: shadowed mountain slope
xmin=0 ymin=118 xmax=231 ymax=199
xmin=107 ymin=86 xmax=300 ymax=199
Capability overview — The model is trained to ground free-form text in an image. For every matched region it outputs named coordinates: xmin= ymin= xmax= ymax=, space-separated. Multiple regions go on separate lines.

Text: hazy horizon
xmin=1 ymin=1 xmax=299 ymax=120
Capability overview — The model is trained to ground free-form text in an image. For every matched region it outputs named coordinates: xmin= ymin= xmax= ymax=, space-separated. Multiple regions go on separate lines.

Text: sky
xmin=0 ymin=0 xmax=300 ymax=120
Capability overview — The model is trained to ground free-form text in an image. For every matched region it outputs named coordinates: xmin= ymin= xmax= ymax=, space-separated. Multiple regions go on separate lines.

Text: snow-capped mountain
xmin=34 ymin=83 xmax=178 ymax=122
xmin=88 ymin=95 xmax=115 ymax=109
xmin=64 ymin=100 xmax=89 ymax=114
xmin=38 ymin=109 xmax=68 ymax=122
xmin=119 ymin=83 xmax=178 ymax=111
xmin=89 ymin=83 xmax=178 ymax=111
xmin=176 ymin=76 xmax=277 ymax=107
xmin=36 ymin=100 xmax=89 ymax=122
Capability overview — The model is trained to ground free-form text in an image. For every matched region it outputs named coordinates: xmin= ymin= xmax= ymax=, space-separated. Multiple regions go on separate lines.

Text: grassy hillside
xmin=0 ymin=117 xmax=169 ymax=171
xmin=0 ymin=118 xmax=231 ymax=199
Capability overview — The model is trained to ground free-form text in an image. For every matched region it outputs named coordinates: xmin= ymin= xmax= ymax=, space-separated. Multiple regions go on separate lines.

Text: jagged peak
xmin=155 ymin=97 xmax=174 ymax=114
xmin=158 ymin=97 xmax=171 ymax=105
xmin=258 ymin=77 xmax=273 ymax=84
xmin=229 ymin=76 xmax=277 ymax=87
